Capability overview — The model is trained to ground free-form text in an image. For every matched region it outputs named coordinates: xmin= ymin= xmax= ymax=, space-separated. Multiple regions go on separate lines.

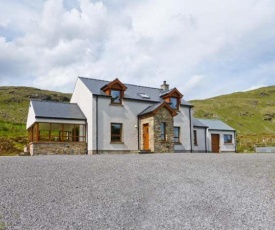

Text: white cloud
xmin=0 ymin=0 xmax=275 ymax=99
xmin=244 ymin=84 xmax=267 ymax=92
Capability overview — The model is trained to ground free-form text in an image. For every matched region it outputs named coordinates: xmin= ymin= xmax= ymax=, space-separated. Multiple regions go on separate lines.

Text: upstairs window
xmin=111 ymin=90 xmax=121 ymax=104
xmin=101 ymin=78 xmax=127 ymax=105
xmin=160 ymin=122 xmax=166 ymax=141
xmin=224 ymin=134 xmax=232 ymax=144
xmin=170 ymin=97 xmax=178 ymax=109
xmin=160 ymin=88 xmax=183 ymax=110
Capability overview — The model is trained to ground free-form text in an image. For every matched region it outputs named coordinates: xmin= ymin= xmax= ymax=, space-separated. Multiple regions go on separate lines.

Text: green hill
xmin=191 ymin=86 xmax=275 ymax=152
xmin=0 ymin=86 xmax=71 ymax=155
xmin=0 ymin=85 xmax=275 ymax=155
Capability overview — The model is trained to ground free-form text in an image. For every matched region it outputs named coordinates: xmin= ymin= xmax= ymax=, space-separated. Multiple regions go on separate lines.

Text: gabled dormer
xmin=160 ymin=82 xmax=183 ymax=110
xmin=101 ymin=78 xmax=127 ymax=104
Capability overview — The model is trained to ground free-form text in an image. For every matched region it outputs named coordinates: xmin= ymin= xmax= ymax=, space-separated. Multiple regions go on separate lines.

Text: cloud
xmin=0 ymin=0 xmax=275 ymax=99
xmin=243 ymin=84 xmax=267 ymax=92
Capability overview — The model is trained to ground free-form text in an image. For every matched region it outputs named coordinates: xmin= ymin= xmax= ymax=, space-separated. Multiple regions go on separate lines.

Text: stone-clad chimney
xmin=161 ymin=81 xmax=169 ymax=90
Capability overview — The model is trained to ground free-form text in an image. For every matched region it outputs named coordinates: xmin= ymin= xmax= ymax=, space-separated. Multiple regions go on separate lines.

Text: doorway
xmin=143 ymin=123 xmax=150 ymax=150
xmin=211 ymin=134 xmax=220 ymax=153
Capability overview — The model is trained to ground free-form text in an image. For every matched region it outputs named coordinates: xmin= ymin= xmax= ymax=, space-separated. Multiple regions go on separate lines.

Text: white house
xmin=193 ymin=118 xmax=236 ymax=153
xmin=26 ymin=77 xmax=236 ymax=155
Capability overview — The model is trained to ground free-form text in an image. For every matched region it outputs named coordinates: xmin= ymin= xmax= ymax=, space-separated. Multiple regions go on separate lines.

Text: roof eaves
xmin=35 ymin=116 xmax=87 ymax=121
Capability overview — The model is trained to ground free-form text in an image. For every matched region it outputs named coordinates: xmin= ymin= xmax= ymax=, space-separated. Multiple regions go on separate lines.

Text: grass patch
xmin=0 ymin=86 xmax=71 ymax=155
xmin=0 ymin=222 xmax=6 ymax=230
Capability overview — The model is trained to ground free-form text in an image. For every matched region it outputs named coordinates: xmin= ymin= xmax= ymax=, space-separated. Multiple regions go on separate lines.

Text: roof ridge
xmin=125 ymin=83 xmax=161 ymax=90
xmin=31 ymin=99 xmax=76 ymax=105
xmin=78 ymin=76 xmax=109 ymax=83
xmin=78 ymin=76 xmax=162 ymax=90
xmin=198 ymin=118 xmax=222 ymax=121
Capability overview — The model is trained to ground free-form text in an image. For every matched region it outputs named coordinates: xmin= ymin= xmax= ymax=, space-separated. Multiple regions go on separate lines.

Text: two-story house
xmin=26 ymin=77 xmax=236 ymax=155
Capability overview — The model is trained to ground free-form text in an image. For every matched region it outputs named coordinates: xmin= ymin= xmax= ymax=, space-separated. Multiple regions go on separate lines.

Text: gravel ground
xmin=0 ymin=153 xmax=274 ymax=230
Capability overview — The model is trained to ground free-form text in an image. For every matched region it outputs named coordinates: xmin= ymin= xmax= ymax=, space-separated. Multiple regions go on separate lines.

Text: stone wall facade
xmin=139 ymin=107 xmax=174 ymax=153
xmin=153 ymin=107 xmax=174 ymax=153
xmin=29 ymin=142 xmax=87 ymax=156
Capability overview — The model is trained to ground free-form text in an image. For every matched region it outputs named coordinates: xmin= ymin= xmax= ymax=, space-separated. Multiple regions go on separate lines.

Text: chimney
xmin=161 ymin=81 xmax=169 ymax=90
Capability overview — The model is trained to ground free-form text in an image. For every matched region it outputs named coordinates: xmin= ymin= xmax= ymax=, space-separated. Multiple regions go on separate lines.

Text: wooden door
xmin=211 ymin=134 xmax=220 ymax=153
xmin=143 ymin=124 xmax=150 ymax=150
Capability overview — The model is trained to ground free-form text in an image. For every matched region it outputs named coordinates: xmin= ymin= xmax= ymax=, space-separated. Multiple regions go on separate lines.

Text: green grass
xmin=191 ymin=86 xmax=275 ymax=134
xmin=0 ymin=85 xmax=275 ymax=154
xmin=191 ymin=86 xmax=275 ymax=152
xmin=0 ymin=86 xmax=71 ymax=155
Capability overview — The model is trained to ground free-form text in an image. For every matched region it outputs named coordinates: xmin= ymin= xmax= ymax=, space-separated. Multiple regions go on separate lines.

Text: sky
xmin=0 ymin=0 xmax=275 ymax=100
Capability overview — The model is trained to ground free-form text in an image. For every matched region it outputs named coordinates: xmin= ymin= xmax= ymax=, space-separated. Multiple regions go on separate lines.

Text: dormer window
xmin=160 ymin=87 xmax=183 ymax=111
xmin=111 ymin=90 xmax=121 ymax=104
xmin=170 ymin=97 xmax=178 ymax=109
xmin=101 ymin=78 xmax=127 ymax=105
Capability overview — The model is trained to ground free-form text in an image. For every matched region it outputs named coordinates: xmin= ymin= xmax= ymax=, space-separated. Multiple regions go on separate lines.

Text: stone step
xmin=136 ymin=150 xmax=153 ymax=154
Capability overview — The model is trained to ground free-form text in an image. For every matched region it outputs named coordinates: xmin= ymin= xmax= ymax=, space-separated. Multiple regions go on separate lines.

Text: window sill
xmin=174 ymin=142 xmax=182 ymax=145
xmin=110 ymin=142 xmax=124 ymax=144
xmin=224 ymin=143 xmax=233 ymax=145
xmin=109 ymin=103 xmax=123 ymax=106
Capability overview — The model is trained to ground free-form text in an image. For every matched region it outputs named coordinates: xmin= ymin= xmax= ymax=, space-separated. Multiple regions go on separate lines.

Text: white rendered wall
xmin=206 ymin=130 xmax=236 ymax=152
xmin=26 ymin=101 xmax=36 ymax=129
xmin=173 ymin=106 xmax=192 ymax=152
xmin=193 ymin=127 xmax=207 ymax=152
xmin=70 ymin=78 xmax=94 ymax=150
xmin=92 ymin=97 xmax=154 ymax=152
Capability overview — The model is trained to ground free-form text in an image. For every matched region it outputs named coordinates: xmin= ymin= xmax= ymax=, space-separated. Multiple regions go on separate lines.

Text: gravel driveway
xmin=0 ymin=153 xmax=274 ymax=230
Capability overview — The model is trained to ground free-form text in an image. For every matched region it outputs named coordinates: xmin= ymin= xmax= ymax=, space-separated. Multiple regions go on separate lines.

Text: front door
xmin=211 ymin=134 xmax=220 ymax=153
xmin=143 ymin=124 xmax=150 ymax=150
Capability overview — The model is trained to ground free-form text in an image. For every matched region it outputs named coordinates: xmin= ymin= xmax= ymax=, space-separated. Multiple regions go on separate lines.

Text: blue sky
xmin=0 ymin=0 xmax=275 ymax=100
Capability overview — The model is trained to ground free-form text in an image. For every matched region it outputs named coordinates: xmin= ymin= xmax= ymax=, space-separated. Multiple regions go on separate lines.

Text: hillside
xmin=0 ymin=86 xmax=71 ymax=155
xmin=0 ymin=85 xmax=275 ymax=155
xmin=191 ymin=86 xmax=275 ymax=152
xmin=191 ymin=86 xmax=275 ymax=134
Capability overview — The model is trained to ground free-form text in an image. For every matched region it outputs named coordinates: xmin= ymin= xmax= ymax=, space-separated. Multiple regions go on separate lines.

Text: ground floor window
xmin=28 ymin=123 xmax=86 ymax=142
xmin=193 ymin=130 xmax=198 ymax=145
xmin=160 ymin=122 xmax=166 ymax=141
xmin=224 ymin=134 xmax=233 ymax=143
xmin=111 ymin=123 xmax=123 ymax=142
xmin=174 ymin=127 xmax=180 ymax=143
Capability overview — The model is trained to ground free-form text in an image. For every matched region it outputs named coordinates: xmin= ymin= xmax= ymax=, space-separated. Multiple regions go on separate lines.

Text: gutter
xmin=234 ymin=130 xmax=237 ymax=153
xmin=137 ymin=118 xmax=140 ymax=151
xmin=96 ymin=95 xmax=99 ymax=155
xmin=189 ymin=107 xmax=193 ymax=153
xmin=205 ymin=128 xmax=208 ymax=153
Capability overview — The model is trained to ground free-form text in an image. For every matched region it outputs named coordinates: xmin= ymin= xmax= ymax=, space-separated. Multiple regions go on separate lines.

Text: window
xmin=31 ymin=123 xmax=86 ymax=142
xmin=160 ymin=122 xmax=166 ymax=141
xmin=138 ymin=93 xmax=150 ymax=99
xmin=174 ymin=127 xmax=180 ymax=143
xmin=38 ymin=123 xmax=51 ymax=141
xmin=170 ymin=97 xmax=178 ymax=109
xmin=111 ymin=123 xmax=122 ymax=142
xmin=224 ymin=134 xmax=233 ymax=144
xmin=193 ymin=130 xmax=197 ymax=145
xmin=111 ymin=90 xmax=121 ymax=104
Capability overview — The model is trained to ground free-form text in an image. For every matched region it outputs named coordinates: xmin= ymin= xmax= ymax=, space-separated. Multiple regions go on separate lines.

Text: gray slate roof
xmin=31 ymin=100 xmax=86 ymax=120
xmin=138 ymin=103 xmax=162 ymax=116
xmin=193 ymin=118 xmax=208 ymax=128
xmin=79 ymin=77 xmax=192 ymax=107
xmin=197 ymin=118 xmax=235 ymax=131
